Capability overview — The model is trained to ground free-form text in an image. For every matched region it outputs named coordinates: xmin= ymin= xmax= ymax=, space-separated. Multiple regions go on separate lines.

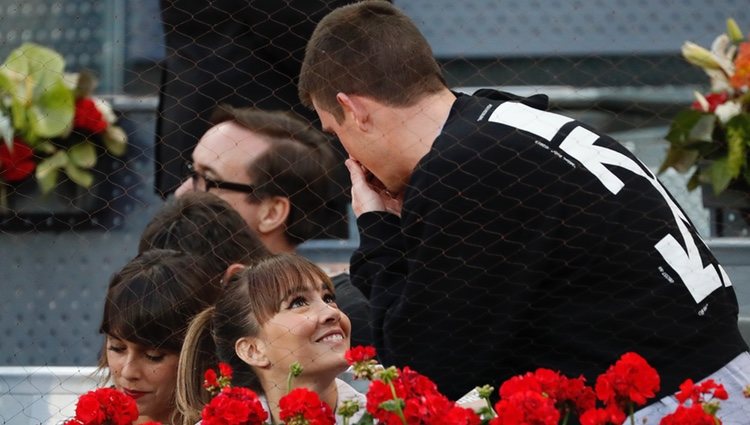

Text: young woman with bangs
xmin=176 ymin=253 xmax=365 ymax=425
xmin=98 ymin=249 xmax=219 ymax=424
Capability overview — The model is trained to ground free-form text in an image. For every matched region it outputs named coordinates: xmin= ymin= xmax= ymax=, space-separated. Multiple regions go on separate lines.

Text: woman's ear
xmin=257 ymin=196 xmax=290 ymax=235
xmin=221 ymin=263 xmax=246 ymax=287
xmin=235 ymin=336 xmax=270 ymax=368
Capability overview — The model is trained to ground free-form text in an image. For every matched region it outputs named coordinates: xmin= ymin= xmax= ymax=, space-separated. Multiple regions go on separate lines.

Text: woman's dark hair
xmin=138 ymin=192 xmax=271 ymax=281
xmin=99 ymin=249 xmax=218 ymax=352
xmin=176 ymin=253 xmax=335 ymax=425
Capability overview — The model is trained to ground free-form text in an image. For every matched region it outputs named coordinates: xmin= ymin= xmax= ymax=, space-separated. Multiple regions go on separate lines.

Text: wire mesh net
xmin=0 ymin=1 xmax=749 ymax=424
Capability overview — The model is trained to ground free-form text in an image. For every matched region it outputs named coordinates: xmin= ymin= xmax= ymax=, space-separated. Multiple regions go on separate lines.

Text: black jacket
xmin=351 ymin=89 xmax=748 ymax=400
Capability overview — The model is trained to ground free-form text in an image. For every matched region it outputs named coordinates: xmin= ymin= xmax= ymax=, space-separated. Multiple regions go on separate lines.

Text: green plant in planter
xmin=659 ymin=18 xmax=750 ymax=195
xmin=0 ymin=42 xmax=126 ymax=197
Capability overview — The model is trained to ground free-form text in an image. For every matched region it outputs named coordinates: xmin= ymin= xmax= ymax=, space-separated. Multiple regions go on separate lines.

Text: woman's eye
xmin=288 ymin=296 xmax=309 ymax=309
xmin=323 ymin=293 xmax=337 ymax=304
xmin=107 ymin=345 xmax=125 ymax=353
xmin=145 ymin=352 xmax=165 ymax=362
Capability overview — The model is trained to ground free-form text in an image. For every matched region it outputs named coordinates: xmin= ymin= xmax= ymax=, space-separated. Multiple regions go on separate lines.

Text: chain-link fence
xmin=1 ymin=1 xmax=750 ymax=424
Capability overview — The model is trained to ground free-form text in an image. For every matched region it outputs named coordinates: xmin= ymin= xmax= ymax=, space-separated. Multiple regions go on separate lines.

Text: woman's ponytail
xmin=175 ymin=306 xmax=217 ymax=425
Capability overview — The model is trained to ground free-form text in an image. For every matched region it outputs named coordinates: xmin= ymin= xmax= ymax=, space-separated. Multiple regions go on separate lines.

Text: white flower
xmin=93 ymin=97 xmax=116 ymax=124
xmin=714 ymin=100 xmax=742 ymax=123
xmin=62 ymin=73 xmax=79 ymax=91
xmin=692 ymin=91 xmax=710 ymax=112
xmin=0 ymin=111 xmax=13 ymax=150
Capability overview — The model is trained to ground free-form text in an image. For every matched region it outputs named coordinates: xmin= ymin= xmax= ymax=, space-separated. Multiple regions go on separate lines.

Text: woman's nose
xmin=120 ymin=356 xmax=141 ymax=381
xmin=317 ymin=300 xmax=341 ymax=324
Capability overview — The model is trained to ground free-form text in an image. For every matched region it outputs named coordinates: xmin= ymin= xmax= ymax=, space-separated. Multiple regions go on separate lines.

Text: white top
xmin=259 ymin=378 xmax=367 ymax=425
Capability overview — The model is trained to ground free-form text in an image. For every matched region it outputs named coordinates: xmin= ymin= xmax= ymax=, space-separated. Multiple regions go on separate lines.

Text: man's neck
xmin=262 ymin=233 xmax=296 ymax=255
xmin=379 ymin=88 xmax=456 ymax=190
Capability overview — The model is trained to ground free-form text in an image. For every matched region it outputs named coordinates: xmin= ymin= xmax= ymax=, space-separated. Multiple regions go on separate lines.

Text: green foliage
xmin=660 ymin=109 xmax=750 ymax=195
xmin=0 ymin=43 xmax=75 ymax=145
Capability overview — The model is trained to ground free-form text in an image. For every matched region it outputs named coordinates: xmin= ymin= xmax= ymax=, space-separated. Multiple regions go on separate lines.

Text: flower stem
xmin=561 ymin=409 xmax=570 ymax=425
xmin=629 ymin=403 xmax=635 ymax=425
xmin=388 ymin=381 xmax=408 ymax=425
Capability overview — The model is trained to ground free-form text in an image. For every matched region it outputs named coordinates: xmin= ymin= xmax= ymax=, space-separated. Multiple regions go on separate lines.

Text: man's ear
xmin=257 ymin=196 xmax=290 ymax=235
xmin=235 ymin=336 xmax=270 ymax=368
xmin=336 ymin=93 xmax=370 ymax=132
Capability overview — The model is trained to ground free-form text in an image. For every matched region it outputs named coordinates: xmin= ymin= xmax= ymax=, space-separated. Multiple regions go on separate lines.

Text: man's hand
xmin=345 ymin=158 xmax=403 ymax=217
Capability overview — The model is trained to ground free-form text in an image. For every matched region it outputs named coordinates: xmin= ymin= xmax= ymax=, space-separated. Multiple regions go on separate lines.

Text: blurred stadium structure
xmin=1 ymin=1 xmax=749 ymax=423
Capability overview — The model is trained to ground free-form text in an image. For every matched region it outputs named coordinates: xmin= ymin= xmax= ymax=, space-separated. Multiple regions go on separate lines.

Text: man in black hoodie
xmin=299 ymin=1 xmax=750 ymax=423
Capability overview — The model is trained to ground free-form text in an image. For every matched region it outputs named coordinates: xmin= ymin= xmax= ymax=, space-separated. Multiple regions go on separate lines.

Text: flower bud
xmin=726 ymin=18 xmax=744 ymax=43
xmin=682 ymin=42 xmax=722 ymax=70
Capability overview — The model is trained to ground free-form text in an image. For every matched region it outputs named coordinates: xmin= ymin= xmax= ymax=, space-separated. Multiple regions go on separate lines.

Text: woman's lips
xmin=122 ymin=388 xmax=148 ymax=399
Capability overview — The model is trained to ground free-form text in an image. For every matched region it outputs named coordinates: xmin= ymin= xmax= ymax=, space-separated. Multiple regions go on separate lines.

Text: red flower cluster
xmin=594 ymin=352 xmax=660 ymax=409
xmin=676 ymin=378 xmax=729 ymax=405
xmin=345 ymin=345 xmax=377 ymax=364
xmin=204 ymin=362 xmax=234 ymax=395
xmin=74 ymin=98 xmax=108 ymax=134
xmin=492 ymin=391 xmax=560 ymax=425
xmin=487 ymin=353 xmax=660 ymax=425
xmin=498 ymin=368 xmax=595 ymax=416
xmin=63 ymin=388 xmax=139 ymax=425
xmin=279 ymin=387 xmax=335 ymax=425
xmin=0 ymin=139 xmax=36 ymax=182
xmin=658 ymin=378 xmax=729 ymax=425
xmin=659 ymin=404 xmax=718 ymax=425
xmin=366 ymin=366 xmax=479 ymax=425
xmin=201 ymin=386 xmax=268 ymax=425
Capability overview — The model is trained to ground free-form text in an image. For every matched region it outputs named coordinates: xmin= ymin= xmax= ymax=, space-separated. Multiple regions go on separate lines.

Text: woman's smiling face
xmin=106 ymin=336 xmax=179 ymax=423
xmin=257 ymin=279 xmax=351 ymax=377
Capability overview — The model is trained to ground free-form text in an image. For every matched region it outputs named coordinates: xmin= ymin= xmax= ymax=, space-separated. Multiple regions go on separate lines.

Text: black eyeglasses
xmin=185 ymin=162 xmax=256 ymax=194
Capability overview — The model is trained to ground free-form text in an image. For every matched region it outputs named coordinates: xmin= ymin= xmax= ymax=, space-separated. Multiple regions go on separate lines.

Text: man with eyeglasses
xmin=174 ymin=105 xmax=372 ymax=347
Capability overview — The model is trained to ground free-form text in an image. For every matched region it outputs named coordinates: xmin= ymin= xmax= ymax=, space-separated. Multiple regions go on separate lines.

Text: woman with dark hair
xmin=176 ymin=253 xmax=364 ymax=425
xmin=99 ymin=249 xmax=219 ymax=424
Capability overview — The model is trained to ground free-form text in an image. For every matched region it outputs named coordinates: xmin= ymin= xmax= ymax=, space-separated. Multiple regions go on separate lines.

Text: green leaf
xmin=67 ymin=141 xmax=97 ymax=169
xmin=352 ymin=413 xmax=375 ymax=425
xmin=725 ymin=113 xmax=750 ymax=178
xmin=687 ymin=114 xmax=717 ymax=144
xmin=665 ymin=109 xmax=708 ymax=145
xmin=64 ymin=162 xmax=93 ymax=188
xmin=710 ymin=157 xmax=733 ymax=194
xmin=658 ymin=145 xmax=700 ymax=174
xmin=378 ymin=398 xmax=405 ymax=413
xmin=27 ymin=76 xmax=75 ymax=139
xmin=35 ymin=150 xmax=68 ymax=194
xmin=0 ymin=43 xmax=75 ymax=142
xmin=3 ymin=43 xmax=65 ymax=88
xmin=102 ymin=126 xmax=127 ymax=156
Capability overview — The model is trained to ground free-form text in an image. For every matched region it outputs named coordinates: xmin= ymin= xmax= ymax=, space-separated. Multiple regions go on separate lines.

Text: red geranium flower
xmin=345 ymin=346 xmax=377 ymax=365
xmin=595 ymin=352 xmax=660 ymax=409
xmin=67 ymin=388 xmax=139 ymax=425
xmin=499 ymin=368 xmax=595 ymax=416
xmin=490 ymin=390 xmax=560 ymax=425
xmin=279 ymin=387 xmax=335 ymax=425
xmin=201 ymin=386 xmax=268 ymax=425
xmin=659 ymin=403 xmax=718 ymax=425
xmin=74 ymin=97 xmax=108 ymax=134
xmin=219 ymin=362 xmax=233 ymax=380
xmin=579 ymin=406 xmax=627 ymax=425
xmin=204 ymin=369 xmax=219 ymax=389
xmin=676 ymin=379 xmax=728 ymax=405
xmin=0 ymin=138 xmax=36 ymax=183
